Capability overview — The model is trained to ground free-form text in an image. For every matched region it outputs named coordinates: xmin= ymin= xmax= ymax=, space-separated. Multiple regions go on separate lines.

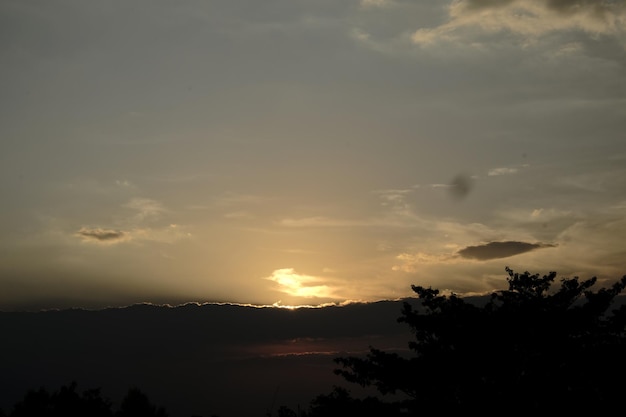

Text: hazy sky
xmin=2 ymin=0 xmax=626 ymax=310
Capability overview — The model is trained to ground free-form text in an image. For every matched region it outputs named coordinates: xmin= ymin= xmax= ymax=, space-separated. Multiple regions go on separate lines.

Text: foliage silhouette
xmin=306 ymin=386 xmax=404 ymax=417
xmin=332 ymin=267 xmax=626 ymax=414
xmin=5 ymin=382 xmax=169 ymax=417
xmin=115 ymin=387 xmax=168 ymax=417
xmin=9 ymin=382 xmax=112 ymax=417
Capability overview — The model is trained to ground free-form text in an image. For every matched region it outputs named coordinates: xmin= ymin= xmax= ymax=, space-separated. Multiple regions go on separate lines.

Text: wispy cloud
xmin=392 ymin=252 xmax=457 ymax=272
xmin=373 ymin=188 xmax=414 ymax=213
xmin=115 ymin=179 xmax=135 ymax=188
xmin=488 ymin=167 xmax=518 ymax=176
xmin=360 ymin=0 xmax=393 ymax=8
xmin=58 ymin=178 xmax=137 ymax=195
xmin=278 ymin=213 xmax=422 ymax=229
xmin=552 ymin=170 xmax=623 ymax=193
xmin=124 ymin=198 xmax=165 ymax=221
xmin=279 ymin=217 xmax=365 ymax=228
xmin=490 ymin=206 xmax=581 ymax=242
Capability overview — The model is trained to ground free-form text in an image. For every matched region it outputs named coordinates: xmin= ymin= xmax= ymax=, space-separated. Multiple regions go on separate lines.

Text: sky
xmin=1 ymin=0 xmax=626 ymax=311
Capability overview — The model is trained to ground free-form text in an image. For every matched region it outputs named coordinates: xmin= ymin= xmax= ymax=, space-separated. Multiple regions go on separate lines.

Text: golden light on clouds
xmin=392 ymin=252 xmax=457 ymax=272
xmin=265 ymin=268 xmax=336 ymax=299
xmin=408 ymin=0 xmax=626 ymax=50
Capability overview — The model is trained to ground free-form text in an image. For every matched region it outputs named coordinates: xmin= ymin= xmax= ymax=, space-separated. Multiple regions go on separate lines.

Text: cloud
xmin=75 ymin=224 xmax=190 ymax=246
xmin=279 ymin=217 xmax=367 ymax=228
xmin=115 ymin=179 xmax=133 ymax=187
xmin=374 ymin=188 xmax=414 ymax=201
xmin=462 ymin=0 xmax=517 ymax=10
xmin=411 ymin=0 xmax=626 ymax=47
xmin=131 ymin=224 xmax=192 ymax=244
xmin=58 ymin=178 xmax=137 ymax=195
xmin=124 ymin=198 xmax=165 ymax=221
xmin=277 ymin=212 xmax=421 ymax=229
xmin=488 ymin=167 xmax=518 ymax=176
xmin=392 ymin=252 xmax=457 ymax=272
xmin=458 ymin=241 xmax=556 ymax=260
xmin=360 ymin=0 xmax=393 ymax=8
xmin=552 ymin=170 xmax=622 ymax=193
xmin=75 ymin=227 xmax=129 ymax=244
xmin=373 ymin=188 xmax=414 ymax=213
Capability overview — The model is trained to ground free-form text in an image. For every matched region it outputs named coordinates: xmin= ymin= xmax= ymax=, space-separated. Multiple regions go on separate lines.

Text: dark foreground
xmin=0 ymin=300 xmax=408 ymax=417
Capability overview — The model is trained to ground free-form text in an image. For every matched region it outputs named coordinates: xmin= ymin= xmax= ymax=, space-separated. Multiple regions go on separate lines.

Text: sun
xmin=265 ymin=268 xmax=335 ymax=299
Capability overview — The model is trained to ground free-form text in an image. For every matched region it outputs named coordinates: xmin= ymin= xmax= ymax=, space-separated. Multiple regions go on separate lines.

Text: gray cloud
xmin=464 ymin=0 xmax=625 ymax=14
xmin=488 ymin=167 xmax=518 ymax=176
xmin=546 ymin=0 xmax=626 ymax=14
xmin=76 ymin=227 xmax=129 ymax=244
xmin=464 ymin=0 xmax=517 ymax=10
xmin=458 ymin=241 xmax=556 ymax=260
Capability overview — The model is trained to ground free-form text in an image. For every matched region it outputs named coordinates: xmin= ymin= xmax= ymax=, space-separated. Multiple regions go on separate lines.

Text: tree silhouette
xmin=9 ymin=382 xmax=113 ymax=417
xmin=6 ymin=383 xmax=168 ymax=417
xmin=333 ymin=268 xmax=626 ymax=414
xmin=306 ymin=386 xmax=404 ymax=417
xmin=115 ymin=387 xmax=168 ymax=417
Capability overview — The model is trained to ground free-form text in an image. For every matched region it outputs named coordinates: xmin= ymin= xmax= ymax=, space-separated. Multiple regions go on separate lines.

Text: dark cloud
xmin=76 ymin=227 xmax=128 ymax=243
xmin=458 ymin=241 xmax=556 ymax=260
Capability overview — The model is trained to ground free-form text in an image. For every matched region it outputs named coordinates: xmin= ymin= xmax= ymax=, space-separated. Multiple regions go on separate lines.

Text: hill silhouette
xmin=0 ymin=300 xmax=409 ymax=417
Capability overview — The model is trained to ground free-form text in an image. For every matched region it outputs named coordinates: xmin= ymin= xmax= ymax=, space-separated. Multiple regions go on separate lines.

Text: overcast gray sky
xmin=1 ymin=0 xmax=625 ymax=310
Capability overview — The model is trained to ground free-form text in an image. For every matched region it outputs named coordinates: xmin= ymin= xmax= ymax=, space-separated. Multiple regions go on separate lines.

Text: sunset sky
xmin=2 ymin=0 xmax=626 ymax=311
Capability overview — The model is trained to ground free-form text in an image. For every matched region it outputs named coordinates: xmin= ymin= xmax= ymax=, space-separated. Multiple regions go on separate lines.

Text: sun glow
xmin=265 ymin=268 xmax=336 ymax=299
